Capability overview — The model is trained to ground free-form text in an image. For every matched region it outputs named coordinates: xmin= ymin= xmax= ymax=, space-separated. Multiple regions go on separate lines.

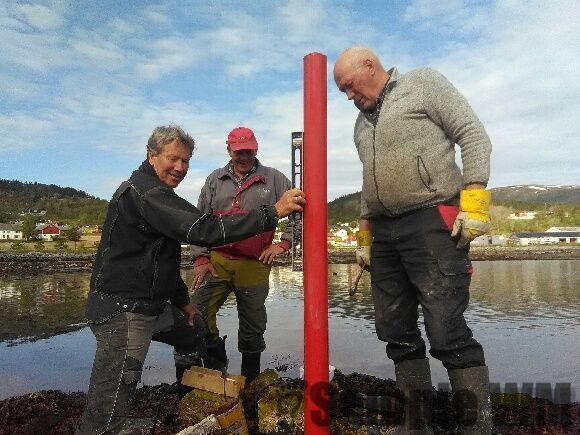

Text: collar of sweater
xmin=363 ymin=67 xmax=400 ymax=124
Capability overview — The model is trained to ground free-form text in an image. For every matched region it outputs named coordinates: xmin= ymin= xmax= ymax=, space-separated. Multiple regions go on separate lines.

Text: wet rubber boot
xmin=241 ymin=352 xmax=261 ymax=385
xmin=174 ymin=353 xmax=203 ymax=399
xmin=448 ymin=365 xmax=493 ymax=435
xmin=203 ymin=336 xmax=228 ymax=371
xmin=393 ymin=358 xmax=434 ymax=435
xmin=241 ymin=352 xmax=261 ymax=434
xmin=175 ymin=362 xmax=194 ymax=399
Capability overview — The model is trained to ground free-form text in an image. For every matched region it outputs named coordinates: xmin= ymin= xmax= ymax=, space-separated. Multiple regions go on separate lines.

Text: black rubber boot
xmin=241 ymin=352 xmax=261 ymax=435
xmin=448 ymin=365 xmax=493 ymax=434
xmin=241 ymin=352 xmax=261 ymax=385
xmin=393 ymin=358 xmax=434 ymax=434
xmin=174 ymin=354 xmax=202 ymax=399
xmin=203 ymin=336 xmax=228 ymax=371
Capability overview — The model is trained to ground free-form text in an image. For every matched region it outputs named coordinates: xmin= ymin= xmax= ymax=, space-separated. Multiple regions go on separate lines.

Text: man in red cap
xmin=189 ymin=126 xmax=299 ymax=383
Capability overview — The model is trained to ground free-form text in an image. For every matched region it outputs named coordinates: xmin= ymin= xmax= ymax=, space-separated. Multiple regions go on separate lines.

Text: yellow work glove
xmin=451 ymin=189 xmax=492 ymax=248
xmin=355 ymin=230 xmax=372 ymax=270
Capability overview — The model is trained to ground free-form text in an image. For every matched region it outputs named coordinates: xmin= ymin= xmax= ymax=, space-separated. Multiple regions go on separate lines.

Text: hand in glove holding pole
xmin=451 ymin=187 xmax=492 ymax=248
xmin=356 ymin=220 xmax=372 ymax=270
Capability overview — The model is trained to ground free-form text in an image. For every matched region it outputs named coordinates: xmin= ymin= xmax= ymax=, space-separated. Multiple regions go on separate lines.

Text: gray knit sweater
xmin=354 ymin=67 xmax=492 ymax=218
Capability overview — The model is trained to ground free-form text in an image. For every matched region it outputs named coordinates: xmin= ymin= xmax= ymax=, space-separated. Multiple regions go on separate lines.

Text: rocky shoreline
xmin=0 ymin=246 xmax=579 ymax=277
xmin=1 ymin=374 xmax=577 ymax=434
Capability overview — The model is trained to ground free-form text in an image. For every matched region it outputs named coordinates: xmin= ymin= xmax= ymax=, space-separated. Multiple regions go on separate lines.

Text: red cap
xmin=226 ymin=127 xmax=258 ymax=151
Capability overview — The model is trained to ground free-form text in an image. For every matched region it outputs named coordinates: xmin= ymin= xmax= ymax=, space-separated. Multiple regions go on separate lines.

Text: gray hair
xmin=147 ymin=125 xmax=195 ymax=156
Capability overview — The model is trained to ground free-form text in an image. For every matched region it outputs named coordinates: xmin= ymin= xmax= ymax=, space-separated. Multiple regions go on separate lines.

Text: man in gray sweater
xmin=334 ymin=46 xmax=493 ymax=434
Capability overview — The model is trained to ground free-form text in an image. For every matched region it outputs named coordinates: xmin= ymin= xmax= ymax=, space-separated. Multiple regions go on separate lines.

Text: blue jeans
xmin=371 ymin=205 xmax=486 ymax=370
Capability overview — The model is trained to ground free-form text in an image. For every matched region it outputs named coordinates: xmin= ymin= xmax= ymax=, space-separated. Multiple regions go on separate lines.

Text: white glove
xmin=355 ymin=246 xmax=371 ymax=270
xmin=451 ymin=189 xmax=492 ymax=248
xmin=451 ymin=212 xmax=492 ymax=249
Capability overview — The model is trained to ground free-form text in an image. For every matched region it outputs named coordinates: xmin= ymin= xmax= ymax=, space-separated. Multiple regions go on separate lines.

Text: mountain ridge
xmin=1 ymin=179 xmax=578 ymax=226
xmin=328 ymin=184 xmax=580 ymax=224
xmin=0 ymin=179 xmax=107 ymax=225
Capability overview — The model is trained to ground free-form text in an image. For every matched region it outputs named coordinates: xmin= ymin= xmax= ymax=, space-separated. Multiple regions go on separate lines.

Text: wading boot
xmin=448 ymin=365 xmax=493 ymax=435
xmin=203 ymin=335 xmax=228 ymax=372
xmin=241 ymin=352 xmax=262 ymax=434
xmin=393 ymin=358 xmax=434 ymax=434
xmin=241 ymin=352 xmax=261 ymax=385
xmin=174 ymin=351 xmax=202 ymax=399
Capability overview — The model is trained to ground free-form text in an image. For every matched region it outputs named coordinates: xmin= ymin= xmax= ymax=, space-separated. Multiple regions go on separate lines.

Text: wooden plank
xmin=181 ymin=366 xmax=246 ymax=398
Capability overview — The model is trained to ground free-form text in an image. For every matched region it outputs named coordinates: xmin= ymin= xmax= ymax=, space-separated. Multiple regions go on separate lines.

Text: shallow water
xmin=1 ymin=260 xmax=578 ymax=402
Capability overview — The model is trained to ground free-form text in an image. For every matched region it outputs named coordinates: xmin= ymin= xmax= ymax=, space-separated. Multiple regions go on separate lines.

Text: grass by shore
xmin=0 ymin=234 xmax=101 ymax=253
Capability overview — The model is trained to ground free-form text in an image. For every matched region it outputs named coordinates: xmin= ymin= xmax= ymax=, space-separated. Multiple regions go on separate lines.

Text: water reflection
xmin=0 ymin=274 xmax=88 ymax=344
xmin=469 ymin=261 xmax=580 ymax=329
xmin=1 ymin=260 xmax=578 ymax=400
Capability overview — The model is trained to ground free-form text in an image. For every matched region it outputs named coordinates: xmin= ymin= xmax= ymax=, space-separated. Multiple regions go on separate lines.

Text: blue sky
xmin=1 ymin=0 xmax=579 ymax=202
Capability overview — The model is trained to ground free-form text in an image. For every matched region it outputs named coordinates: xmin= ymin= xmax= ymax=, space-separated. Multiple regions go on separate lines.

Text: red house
xmin=34 ymin=223 xmax=62 ymax=241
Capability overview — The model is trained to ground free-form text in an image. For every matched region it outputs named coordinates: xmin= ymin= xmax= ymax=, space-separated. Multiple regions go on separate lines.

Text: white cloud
xmin=107 ymin=17 xmax=138 ymax=35
xmin=2 ymin=0 xmax=578 ymax=199
xmin=174 ymin=168 xmax=209 ymax=203
xmin=70 ymin=35 xmax=126 ymax=66
xmin=404 ymin=0 xmax=489 ymax=36
xmin=0 ymin=72 xmax=43 ymax=100
xmin=0 ymin=30 xmax=68 ymax=73
xmin=0 ymin=113 xmax=55 ymax=152
xmin=142 ymin=4 xmax=172 ymax=25
xmin=136 ymin=36 xmax=201 ymax=80
xmin=15 ymin=3 xmax=64 ymax=30
xmin=277 ymin=0 xmax=326 ymax=43
xmin=404 ymin=0 xmax=580 ymax=187
xmin=327 ymin=93 xmax=363 ymax=198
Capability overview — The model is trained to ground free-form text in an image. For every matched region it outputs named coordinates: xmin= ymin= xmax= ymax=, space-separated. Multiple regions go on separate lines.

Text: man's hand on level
xmin=259 ymin=244 xmax=286 ymax=265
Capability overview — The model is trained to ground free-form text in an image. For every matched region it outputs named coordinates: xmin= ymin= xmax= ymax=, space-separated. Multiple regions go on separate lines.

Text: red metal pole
xmin=303 ymin=52 xmax=329 ymax=434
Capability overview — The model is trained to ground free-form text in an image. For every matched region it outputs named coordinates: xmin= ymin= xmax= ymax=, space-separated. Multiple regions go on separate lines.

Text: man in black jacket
xmin=76 ymin=125 xmax=305 ymax=434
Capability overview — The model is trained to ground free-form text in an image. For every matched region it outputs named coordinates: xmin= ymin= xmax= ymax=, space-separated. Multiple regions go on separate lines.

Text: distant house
xmin=327 ymin=227 xmax=358 ymax=247
xmin=508 ymin=211 xmax=537 ymax=220
xmin=470 ymin=235 xmax=508 ymax=246
xmin=19 ymin=209 xmax=46 ymax=217
xmin=346 ymin=234 xmax=357 ymax=246
xmin=509 ymin=232 xmax=579 ymax=246
xmin=545 ymin=227 xmax=580 ymax=233
xmin=34 ymin=223 xmax=70 ymax=241
xmin=0 ymin=223 xmax=23 ymax=240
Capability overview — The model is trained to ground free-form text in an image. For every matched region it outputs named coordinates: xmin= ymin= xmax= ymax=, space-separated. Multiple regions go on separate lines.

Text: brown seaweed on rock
xmin=0 ymin=372 xmax=578 ymax=434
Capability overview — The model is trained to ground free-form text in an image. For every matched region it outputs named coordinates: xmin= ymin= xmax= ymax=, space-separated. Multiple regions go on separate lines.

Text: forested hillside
xmin=0 ymin=180 xmax=107 ymax=225
xmin=2 ymin=179 xmax=579 ymax=232
xmin=328 ymin=186 xmax=580 ymax=232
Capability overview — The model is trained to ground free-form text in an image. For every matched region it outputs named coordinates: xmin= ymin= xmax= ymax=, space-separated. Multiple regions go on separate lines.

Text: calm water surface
xmin=1 ymin=260 xmax=578 ymax=402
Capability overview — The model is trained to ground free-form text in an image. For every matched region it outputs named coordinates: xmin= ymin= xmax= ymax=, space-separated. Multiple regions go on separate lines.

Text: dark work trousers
xmin=371 ymin=205 xmax=486 ymax=370
xmin=75 ymin=303 xmax=205 ymax=435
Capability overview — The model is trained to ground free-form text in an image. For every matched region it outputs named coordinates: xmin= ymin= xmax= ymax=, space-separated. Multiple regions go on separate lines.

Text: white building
xmin=470 ymin=235 xmax=508 ymax=246
xmin=0 ymin=223 xmax=23 ymax=240
xmin=508 ymin=211 xmax=537 ymax=220
xmin=545 ymin=227 xmax=580 ymax=233
xmin=510 ymin=232 xmax=579 ymax=246
xmin=33 ymin=223 xmax=70 ymax=241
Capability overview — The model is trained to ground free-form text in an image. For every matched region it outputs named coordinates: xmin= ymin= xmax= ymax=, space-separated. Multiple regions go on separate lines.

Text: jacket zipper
xmin=149 ymin=239 xmax=162 ymax=298
xmin=372 ymin=118 xmax=391 ymax=216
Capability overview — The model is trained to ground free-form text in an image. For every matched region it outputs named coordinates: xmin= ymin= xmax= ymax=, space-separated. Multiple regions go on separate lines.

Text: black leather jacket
xmin=86 ymin=161 xmax=279 ymax=323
